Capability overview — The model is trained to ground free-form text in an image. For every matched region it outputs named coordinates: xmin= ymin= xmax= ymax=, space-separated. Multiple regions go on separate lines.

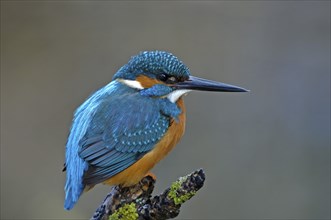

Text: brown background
xmin=1 ymin=1 xmax=330 ymax=219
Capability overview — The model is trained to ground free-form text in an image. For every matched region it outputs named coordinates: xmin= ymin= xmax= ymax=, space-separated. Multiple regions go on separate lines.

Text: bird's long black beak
xmin=174 ymin=76 xmax=249 ymax=92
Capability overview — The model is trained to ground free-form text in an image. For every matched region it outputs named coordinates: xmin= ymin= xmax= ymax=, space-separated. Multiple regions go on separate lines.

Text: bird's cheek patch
xmin=140 ymin=84 xmax=173 ymax=97
xmin=136 ymin=75 xmax=165 ymax=88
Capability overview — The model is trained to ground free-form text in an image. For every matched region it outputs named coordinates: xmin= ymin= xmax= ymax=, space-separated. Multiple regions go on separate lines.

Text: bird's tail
xmin=63 ymin=159 xmax=86 ymax=210
xmin=64 ymin=182 xmax=84 ymax=210
xmin=64 ymin=194 xmax=76 ymax=210
xmin=64 ymin=184 xmax=94 ymax=210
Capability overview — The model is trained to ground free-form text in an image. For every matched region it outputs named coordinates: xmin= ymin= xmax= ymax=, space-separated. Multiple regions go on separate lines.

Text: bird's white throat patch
xmin=167 ymin=89 xmax=192 ymax=103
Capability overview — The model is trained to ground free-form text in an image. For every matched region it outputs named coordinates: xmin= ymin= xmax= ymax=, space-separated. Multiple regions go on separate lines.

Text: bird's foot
xmin=145 ymin=172 xmax=157 ymax=181
xmin=118 ymin=175 xmax=155 ymax=201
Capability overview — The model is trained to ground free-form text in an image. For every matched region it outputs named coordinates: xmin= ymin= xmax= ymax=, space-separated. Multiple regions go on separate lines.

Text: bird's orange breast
xmin=103 ymin=98 xmax=186 ymax=187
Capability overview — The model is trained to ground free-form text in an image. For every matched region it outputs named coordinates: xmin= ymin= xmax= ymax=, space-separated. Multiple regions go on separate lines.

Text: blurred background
xmin=1 ymin=1 xmax=330 ymax=219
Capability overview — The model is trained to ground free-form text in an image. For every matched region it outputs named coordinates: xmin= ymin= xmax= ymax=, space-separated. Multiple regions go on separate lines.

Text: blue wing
xmin=78 ymin=110 xmax=170 ymax=185
xmin=64 ymin=81 xmax=174 ymax=210
xmin=64 ymin=81 xmax=121 ymax=210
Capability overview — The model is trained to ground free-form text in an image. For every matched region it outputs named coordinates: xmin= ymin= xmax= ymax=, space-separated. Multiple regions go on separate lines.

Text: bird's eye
xmin=158 ymin=73 xmax=169 ymax=82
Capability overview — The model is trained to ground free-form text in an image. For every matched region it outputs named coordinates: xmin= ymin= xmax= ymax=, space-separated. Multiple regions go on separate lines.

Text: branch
xmin=91 ymin=169 xmax=205 ymax=220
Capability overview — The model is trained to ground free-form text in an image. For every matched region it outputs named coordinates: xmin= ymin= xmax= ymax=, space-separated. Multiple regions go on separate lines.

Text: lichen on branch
xmin=91 ymin=169 xmax=205 ymax=220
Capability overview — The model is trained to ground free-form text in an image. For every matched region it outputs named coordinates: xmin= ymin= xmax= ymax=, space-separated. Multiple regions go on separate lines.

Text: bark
xmin=91 ymin=169 xmax=205 ymax=220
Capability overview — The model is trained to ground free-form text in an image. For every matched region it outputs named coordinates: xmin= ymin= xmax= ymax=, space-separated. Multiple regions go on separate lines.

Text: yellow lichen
xmin=168 ymin=176 xmax=196 ymax=205
xmin=109 ymin=203 xmax=138 ymax=220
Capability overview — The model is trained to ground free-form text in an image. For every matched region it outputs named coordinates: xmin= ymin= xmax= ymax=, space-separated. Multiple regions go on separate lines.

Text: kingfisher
xmin=63 ymin=51 xmax=248 ymax=210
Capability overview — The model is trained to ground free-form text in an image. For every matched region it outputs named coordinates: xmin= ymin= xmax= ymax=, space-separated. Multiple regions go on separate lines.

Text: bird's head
xmin=113 ymin=51 xmax=248 ymax=102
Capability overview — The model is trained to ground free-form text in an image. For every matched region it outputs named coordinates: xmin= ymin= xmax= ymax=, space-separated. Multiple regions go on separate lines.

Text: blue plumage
xmin=64 ymin=50 xmax=247 ymax=211
xmin=64 ymin=71 xmax=183 ymax=210
xmin=113 ymin=51 xmax=190 ymax=80
xmin=64 ymin=81 xmax=118 ymax=210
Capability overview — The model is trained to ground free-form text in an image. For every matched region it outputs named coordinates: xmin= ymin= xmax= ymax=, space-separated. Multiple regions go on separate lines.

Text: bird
xmin=63 ymin=50 xmax=248 ymax=210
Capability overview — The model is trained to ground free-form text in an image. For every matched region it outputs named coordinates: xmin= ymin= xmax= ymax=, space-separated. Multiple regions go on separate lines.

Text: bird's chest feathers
xmin=105 ymin=98 xmax=186 ymax=186
xmin=149 ymin=98 xmax=186 ymax=159
xmin=132 ymin=98 xmax=186 ymax=180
